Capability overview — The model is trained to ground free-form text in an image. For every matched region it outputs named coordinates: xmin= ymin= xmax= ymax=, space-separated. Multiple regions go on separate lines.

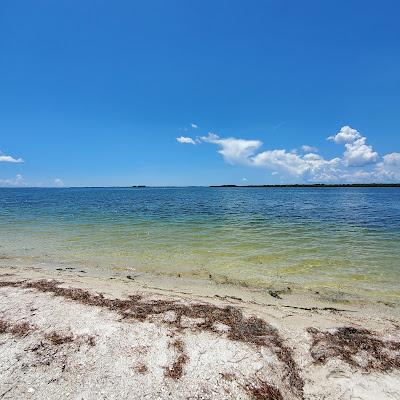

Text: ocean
xmin=1 ymin=187 xmax=399 ymax=302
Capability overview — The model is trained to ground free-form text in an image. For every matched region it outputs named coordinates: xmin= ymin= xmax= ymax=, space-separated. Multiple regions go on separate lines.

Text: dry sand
xmin=0 ymin=264 xmax=399 ymax=400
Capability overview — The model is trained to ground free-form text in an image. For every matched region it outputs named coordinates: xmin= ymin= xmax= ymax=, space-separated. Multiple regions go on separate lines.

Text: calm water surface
xmin=0 ymin=187 xmax=399 ymax=301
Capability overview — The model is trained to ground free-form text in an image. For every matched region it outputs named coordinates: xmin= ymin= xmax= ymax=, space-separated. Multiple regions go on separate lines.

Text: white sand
xmin=0 ymin=265 xmax=399 ymax=400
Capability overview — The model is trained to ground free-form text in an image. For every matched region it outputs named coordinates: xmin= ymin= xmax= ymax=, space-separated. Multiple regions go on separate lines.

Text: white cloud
xmin=0 ymin=174 xmax=26 ymax=187
xmin=382 ymin=152 xmax=400 ymax=165
xmin=343 ymin=137 xmax=378 ymax=166
xmin=200 ymin=133 xmax=262 ymax=165
xmin=301 ymin=145 xmax=318 ymax=153
xmin=328 ymin=126 xmax=362 ymax=144
xmin=187 ymin=125 xmax=400 ymax=183
xmin=176 ymin=136 xmax=196 ymax=145
xmin=372 ymin=152 xmax=400 ymax=181
xmin=0 ymin=151 xmax=23 ymax=163
xmin=253 ymin=149 xmax=306 ymax=176
xmin=327 ymin=126 xmax=378 ymax=166
xmin=253 ymin=149 xmax=342 ymax=181
xmin=191 ymin=123 xmax=198 ymax=129
xmin=54 ymin=178 xmax=64 ymax=187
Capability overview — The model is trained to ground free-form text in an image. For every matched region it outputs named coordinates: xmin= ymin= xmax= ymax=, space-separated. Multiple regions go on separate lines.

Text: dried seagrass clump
xmin=245 ymin=379 xmax=284 ymax=400
xmin=307 ymin=326 xmax=400 ymax=372
xmin=164 ymin=354 xmax=189 ymax=380
xmin=0 ymin=318 xmax=34 ymax=337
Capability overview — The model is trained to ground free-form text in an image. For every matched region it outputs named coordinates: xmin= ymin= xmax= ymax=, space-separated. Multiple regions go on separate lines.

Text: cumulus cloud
xmin=382 ymin=152 xmax=400 ymax=165
xmin=342 ymin=137 xmax=378 ymax=166
xmin=178 ymin=125 xmax=399 ymax=183
xmin=0 ymin=150 xmax=23 ymax=163
xmin=253 ymin=149 xmax=342 ymax=181
xmin=301 ymin=145 xmax=318 ymax=153
xmin=326 ymin=126 xmax=377 ymax=167
xmin=373 ymin=153 xmax=400 ymax=181
xmin=176 ymin=136 xmax=196 ymax=145
xmin=328 ymin=126 xmax=362 ymax=144
xmin=0 ymin=174 xmax=26 ymax=187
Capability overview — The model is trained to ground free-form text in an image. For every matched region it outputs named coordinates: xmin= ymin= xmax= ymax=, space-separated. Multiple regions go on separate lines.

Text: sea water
xmin=0 ymin=187 xmax=399 ymax=302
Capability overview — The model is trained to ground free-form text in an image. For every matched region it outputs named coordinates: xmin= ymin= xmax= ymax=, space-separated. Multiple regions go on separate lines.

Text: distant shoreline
xmin=2 ymin=183 xmax=400 ymax=189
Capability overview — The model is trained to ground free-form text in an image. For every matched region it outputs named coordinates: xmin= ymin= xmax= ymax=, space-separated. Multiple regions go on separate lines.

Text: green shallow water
xmin=0 ymin=187 xmax=399 ymax=302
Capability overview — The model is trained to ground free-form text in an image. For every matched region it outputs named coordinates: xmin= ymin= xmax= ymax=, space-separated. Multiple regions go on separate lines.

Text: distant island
xmin=210 ymin=183 xmax=400 ymax=188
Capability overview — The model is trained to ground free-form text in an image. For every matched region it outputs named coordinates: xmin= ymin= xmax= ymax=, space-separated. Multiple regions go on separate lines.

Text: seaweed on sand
xmin=164 ymin=338 xmax=189 ymax=380
xmin=44 ymin=331 xmax=96 ymax=347
xmin=0 ymin=280 xmax=24 ymax=288
xmin=133 ymin=363 xmax=148 ymax=374
xmin=307 ymin=326 xmax=400 ymax=372
xmin=164 ymin=354 xmax=189 ymax=380
xmin=169 ymin=338 xmax=185 ymax=353
xmin=0 ymin=318 xmax=34 ymax=337
xmin=45 ymin=331 xmax=74 ymax=345
xmin=1 ymin=279 xmax=304 ymax=397
xmin=245 ymin=379 xmax=283 ymax=400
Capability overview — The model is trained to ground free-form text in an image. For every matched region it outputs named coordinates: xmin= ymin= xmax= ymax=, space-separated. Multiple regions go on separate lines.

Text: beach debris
xmin=0 ymin=280 xmax=24 ymax=288
xmin=214 ymin=294 xmax=243 ymax=302
xmin=220 ymin=372 xmax=236 ymax=381
xmin=245 ymin=379 xmax=283 ymax=400
xmin=307 ymin=326 xmax=400 ymax=372
xmin=0 ymin=318 xmax=34 ymax=337
xmin=164 ymin=338 xmax=188 ymax=380
xmin=44 ymin=331 xmax=96 ymax=347
xmin=1 ymin=279 xmax=304 ymax=398
xmin=133 ymin=363 xmax=148 ymax=374
xmin=169 ymin=338 xmax=185 ymax=353
xmin=45 ymin=331 xmax=74 ymax=345
xmin=164 ymin=354 xmax=188 ymax=380
xmin=0 ymin=316 xmax=95 ymax=349
xmin=268 ymin=290 xmax=282 ymax=299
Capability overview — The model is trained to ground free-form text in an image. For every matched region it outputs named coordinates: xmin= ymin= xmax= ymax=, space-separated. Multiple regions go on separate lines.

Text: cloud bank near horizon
xmin=0 ymin=174 xmax=26 ymax=187
xmin=0 ymin=174 xmax=66 ymax=188
xmin=177 ymin=126 xmax=400 ymax=183
xmin=0 ymin=147 xmax=66 ymax=188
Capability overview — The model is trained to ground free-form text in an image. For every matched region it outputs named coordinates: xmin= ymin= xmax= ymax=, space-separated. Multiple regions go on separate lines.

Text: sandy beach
xmin=1 ymin=264 xmax=399 ymax=400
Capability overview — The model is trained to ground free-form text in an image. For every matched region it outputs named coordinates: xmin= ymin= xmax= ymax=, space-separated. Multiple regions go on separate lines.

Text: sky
xmin=1 ymin=0 xmax=400 ymax=187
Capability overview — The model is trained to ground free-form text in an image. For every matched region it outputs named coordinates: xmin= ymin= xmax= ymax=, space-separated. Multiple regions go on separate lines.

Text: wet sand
xmin=0 ymin=264 xmax=399 ymax=399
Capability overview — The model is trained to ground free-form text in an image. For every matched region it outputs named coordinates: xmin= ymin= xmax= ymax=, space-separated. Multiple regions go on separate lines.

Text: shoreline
xmin=2 ymin=259 xmax=399 ymax=310
xmin=1 ymin=264 xmax=399 ymax=399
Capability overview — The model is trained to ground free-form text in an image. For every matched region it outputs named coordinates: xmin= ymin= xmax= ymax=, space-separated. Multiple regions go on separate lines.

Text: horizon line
xmin=1 ymin=183 xmax=400 ymax=189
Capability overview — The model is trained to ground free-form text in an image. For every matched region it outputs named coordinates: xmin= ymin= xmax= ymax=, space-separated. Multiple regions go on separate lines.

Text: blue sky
xmin=1 ymin=0 xmax=400 ymax=186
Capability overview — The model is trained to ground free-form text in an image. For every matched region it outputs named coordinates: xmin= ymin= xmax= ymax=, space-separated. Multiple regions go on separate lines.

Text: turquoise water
xmin=0 ymin=187 xmax=399 ymax=301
